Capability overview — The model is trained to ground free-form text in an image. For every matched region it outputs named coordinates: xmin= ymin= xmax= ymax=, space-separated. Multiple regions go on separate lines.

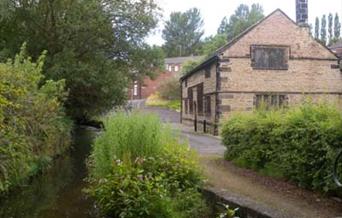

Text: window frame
xmin=188 ymin=88 xmax=193 ymax=114
xmin=205 ymin=95 xmax=211 ymax=116
xmin=205 ymin=66 xmax=211 ymax=78
xmin=251 ymin=45 xmax=290 ymax=70
xmin=197 ymin=83 xmax=204 ymax=115
xmin=255 ymin=94 xmax=288 ymax=109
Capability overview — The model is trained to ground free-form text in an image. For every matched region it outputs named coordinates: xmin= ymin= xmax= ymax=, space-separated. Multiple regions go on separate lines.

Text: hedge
xmin=222 ymin=102 xmax=342 ymax=192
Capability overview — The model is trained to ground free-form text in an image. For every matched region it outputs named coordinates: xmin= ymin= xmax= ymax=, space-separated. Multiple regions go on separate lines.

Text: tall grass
xmin=86 ymin=112 xmax=207 ymax=217
xmin=89 ymin=112 xmax=177 ymax=178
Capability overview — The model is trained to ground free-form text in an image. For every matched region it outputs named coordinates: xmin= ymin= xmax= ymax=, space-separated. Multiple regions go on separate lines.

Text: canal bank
xmin=0 ymin=126 xmax=98 ymax=218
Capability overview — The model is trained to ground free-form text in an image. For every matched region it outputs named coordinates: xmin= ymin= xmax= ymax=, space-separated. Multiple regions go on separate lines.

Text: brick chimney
xmin=296 ymin=0 xmax=309 ymax=26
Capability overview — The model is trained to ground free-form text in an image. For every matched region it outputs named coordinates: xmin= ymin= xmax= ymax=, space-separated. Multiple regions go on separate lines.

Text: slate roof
xmin=330 ymin=40 xmax=342 ymax=49
xmin=165 ymin=56 xmax=204 ymax=65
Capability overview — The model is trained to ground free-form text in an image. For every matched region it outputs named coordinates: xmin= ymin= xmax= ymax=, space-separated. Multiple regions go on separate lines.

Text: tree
xmin=0 ymin=0 xmax=162 ymax=120
xmin=328 ymin=13 xmax=333 ymax=44
xmin=197 ymin=34 xmax=228 ymax=56
xmin=334 ymin=13 xmax=341 ymax=39
xmin=314 ymin=17 xmax=320 ymax=40
xmin=162 ymin=8 xmax=204 ymax=57
xmin=217 ymin=3 xmax=264 ymax=40
xmin=321 ymin=15 xmax=327 ymax=45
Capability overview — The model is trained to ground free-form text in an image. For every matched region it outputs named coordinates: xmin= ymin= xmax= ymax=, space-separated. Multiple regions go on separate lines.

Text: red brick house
xmin=180 ymin=0 xmax=342 ymax=135
xmin=129 ymin=56 xmax=203 ymax=100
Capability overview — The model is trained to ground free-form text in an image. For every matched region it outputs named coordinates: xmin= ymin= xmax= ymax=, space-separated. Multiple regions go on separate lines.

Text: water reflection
xmin=0 ymin=127 xmax=97 ymax=218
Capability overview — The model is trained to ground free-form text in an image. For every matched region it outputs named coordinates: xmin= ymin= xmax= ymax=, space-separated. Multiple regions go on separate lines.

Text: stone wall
xmin=220 ymin=58 xmax=341 ymax=93
xmin=181 ymin=10 xmax=342 ymax=135
xmin=222 ymin=10 xmax=336 ymax=60
xmin=218 ymin=92 xmax=342 ymax=124
xmin=217 ymin=10 xmax=342 ymax=126
xmin=181 ymin=62 xmax=218 ymax=134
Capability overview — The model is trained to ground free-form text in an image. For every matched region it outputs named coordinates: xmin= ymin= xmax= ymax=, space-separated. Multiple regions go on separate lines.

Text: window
xmin=205 ymin=95 xmax=211 ymax=116
xmin=184 ymin=99 xmax=188 ymax=114
xmin=188 ymin=88 xmax=193 ymax=114
xmin=255 ymin=94 xmax=287 ymax=109
xmin=133 ymin=81 xmax=138 ymax=96
xmin=205 ymin=67 xmax=211 ymax=78
xmin=197 ymin=83 xmax=204 ymax=115
xmin=175 ymin=65 xmax=179 ymax=72
xmin=251 ymin=45 xmax=289 ymax=70
xmin=168 ymin=65 xmax=172 ymax=72
xmin=165 ymin=64 xmax=169 ymax=71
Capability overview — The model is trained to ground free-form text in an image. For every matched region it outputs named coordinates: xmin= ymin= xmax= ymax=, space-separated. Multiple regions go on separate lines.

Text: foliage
xmin=328 ymin=13 xmax=334 ymax=43
xmin=197 ymin=34 xmax=228 ymax=56
xmin=221 ymin=102 xmax=342 ymax=193
xmin=334 ymin=13 xmax=341 ymax=40
xmin=158 ymin=77 xmax=181 ymax=101
xmin=217 ymin=4 xmax=264 ymax=40
xmin=146 ymin=93 xmax=181 ymax=111
xmin=321 ymin=15 xmax=327 ymax=45
xmin=314 ymin=17 xmax=320 ymax=40
xmin=181 ymin=60 xmax=202 ymax=76
xmin=217 ymin=204 xmax=239 ymax=218
xmin=0 ymin=45 xmax=71 ymax=194
xmin=0 ymin=0 xmax=162 ymax=120
xmin=86 ymin=113 xmax=207 ymax=217
xmin=162 ymin=8 xmax=204 ymax=57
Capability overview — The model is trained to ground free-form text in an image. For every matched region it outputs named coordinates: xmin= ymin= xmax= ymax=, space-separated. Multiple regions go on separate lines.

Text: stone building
xmin=129 ymin=56 xmax=202 ymax=100
xmin=180 ymin=2 xmax=342 ymax=135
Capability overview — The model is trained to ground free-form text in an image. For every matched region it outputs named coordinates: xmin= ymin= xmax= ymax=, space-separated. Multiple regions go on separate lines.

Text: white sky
xmin=147 ymin=0 xmax=342 ymax=45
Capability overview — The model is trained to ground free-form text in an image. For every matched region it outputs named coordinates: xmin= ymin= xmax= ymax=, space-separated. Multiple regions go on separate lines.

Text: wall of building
xmin=181 ymin=62 xmax=218 ymax=134
xmin=181 ymin=10 xmax=342 ymax=135
xmin=222 ymin=11 xmax=336 ymax=60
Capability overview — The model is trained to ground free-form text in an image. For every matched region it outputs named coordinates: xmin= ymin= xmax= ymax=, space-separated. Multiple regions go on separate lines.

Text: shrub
xmin=0 ymin=45 xmax=71 ymax=194
xmin=86 ymin=113 xmax=207 ymax=218
xmin=146 ymin=93 xmax=181 ymax=111
xmin=158 ymin=77 xmax=180 ymax=101
xmin=222 ymin=102 xmax=342 ymax=192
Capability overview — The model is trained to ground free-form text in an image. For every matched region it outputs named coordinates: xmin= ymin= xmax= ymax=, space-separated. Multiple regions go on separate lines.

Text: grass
xmin=86 ymin=112 xmax=209 ymax=217
xmin=146 ymin=93 xmax=181 ymax=111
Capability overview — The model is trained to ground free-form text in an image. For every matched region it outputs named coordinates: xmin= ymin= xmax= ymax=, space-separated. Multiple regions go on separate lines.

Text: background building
xmin=129 ymin=56 xmax=203 ymax=100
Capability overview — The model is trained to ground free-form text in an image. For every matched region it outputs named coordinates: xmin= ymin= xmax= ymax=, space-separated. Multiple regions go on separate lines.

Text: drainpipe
xmin=214 ymin=59 xmax=220 ymax=136
xmin=180 ymin=81 xmax=183 ymax=123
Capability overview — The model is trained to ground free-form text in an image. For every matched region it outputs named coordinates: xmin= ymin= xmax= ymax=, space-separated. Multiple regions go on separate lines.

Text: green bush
xmin=0 ymin=45 xmax=71 ymax=194
xmin=158 ymin=77 xmax=181 ymax=101
xmin=222 ymin=102 xmax=342 ymax=192
xmin=86 ymin=113 xmax=208 ymax=218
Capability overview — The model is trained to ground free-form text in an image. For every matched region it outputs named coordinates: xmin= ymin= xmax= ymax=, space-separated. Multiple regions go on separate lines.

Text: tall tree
xmin=321 ymin=15 xmax=327 ymax=45
xmin=217 ymin=3 xmax=264 ymax=40
xmin=162 ymin=8 xmax=204 ymax=57
xmin=328 ymin=13 xmax=333 ymax=44
xmin=334 ymin=13 xmax=341 ymax=39
xmin=314 ymin=17 xmax=320 ymax=39
xmin=0 ymin=0 xmax=162 ymax=120
xmin=197 ymin=34 xmax=228 ymax=56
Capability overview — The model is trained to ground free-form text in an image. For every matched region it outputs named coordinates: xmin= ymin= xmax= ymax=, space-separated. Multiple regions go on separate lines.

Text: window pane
xmin=252 ymin=46 xmax=288 ymax=70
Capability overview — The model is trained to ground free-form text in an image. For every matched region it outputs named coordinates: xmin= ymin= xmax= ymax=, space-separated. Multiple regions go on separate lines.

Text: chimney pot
xmin=296 ymin=0 xmax=309 ymax=26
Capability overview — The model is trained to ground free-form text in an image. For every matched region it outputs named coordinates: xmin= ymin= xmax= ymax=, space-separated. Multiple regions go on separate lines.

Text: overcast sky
xmin=147 ymin=0 xmax=342 ymax=45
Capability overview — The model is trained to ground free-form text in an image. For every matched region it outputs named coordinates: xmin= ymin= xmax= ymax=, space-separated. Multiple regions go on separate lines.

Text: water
xmin=0 ymin=126 xmax=98 ymax=218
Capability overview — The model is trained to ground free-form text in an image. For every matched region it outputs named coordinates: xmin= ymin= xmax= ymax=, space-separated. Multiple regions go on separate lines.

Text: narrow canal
xmin=0 ymin=126 xmax=98 ymax=218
